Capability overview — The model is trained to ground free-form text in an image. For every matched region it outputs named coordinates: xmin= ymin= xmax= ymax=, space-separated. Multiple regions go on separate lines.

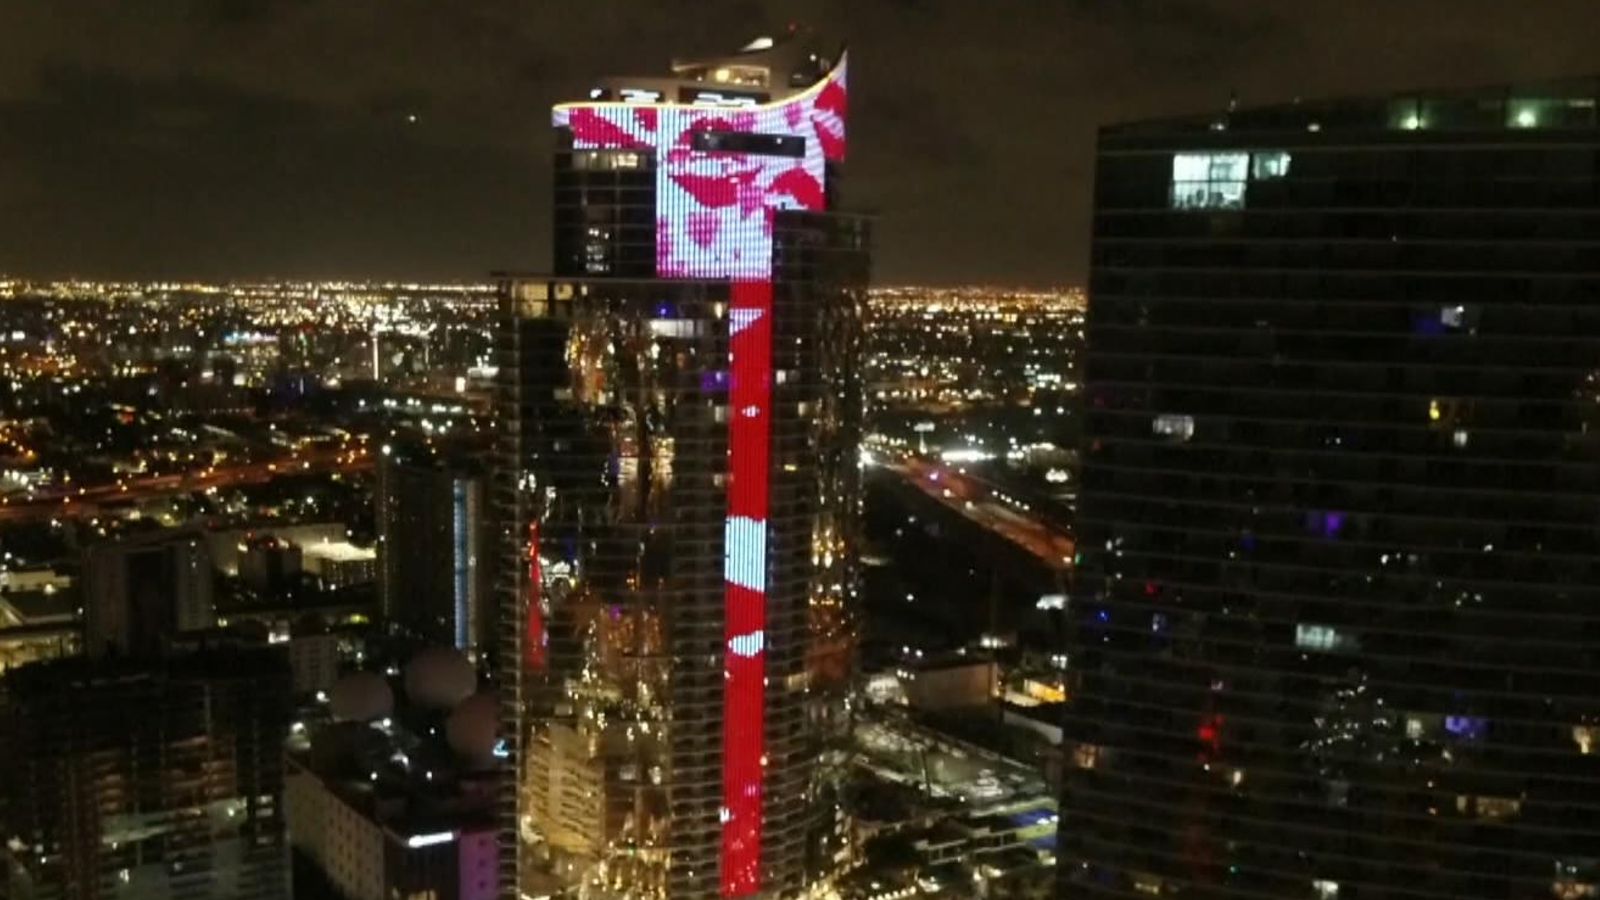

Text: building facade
xmin=495 ymin=32 xmax=868 ymax=900
xmin=81 ymin=529 xmax=214 ymax=658
xmin=378 ymin=452 xmax=490 ymax=655
xmin=1064 ymin=81 xmax=1600 ymax=898
xmin=0 ymin=648 xmax=292 ymax=900
xmin=284 ymin=756 xmax=498 ymax=900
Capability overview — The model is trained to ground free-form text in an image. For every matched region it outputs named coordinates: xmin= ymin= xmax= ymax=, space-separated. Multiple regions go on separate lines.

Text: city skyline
xmin=2 ymin=1 xmax=1599 ymax=285
xmin=14 ymin=6 xmax=1600 ymax=900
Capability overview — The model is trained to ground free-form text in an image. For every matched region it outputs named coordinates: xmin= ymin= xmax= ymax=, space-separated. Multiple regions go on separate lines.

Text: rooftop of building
xmin=0 ymin=642 xmax=289 ymax=695
xmin=0 ymin=582 xmax=75 ymax=624
xmin=286 ymin=749 xmax=498 ymax=841
xmin=301 ymin=539 xmax=376 ymax=562
xmin=572 ymin=27 xmax=844 ymax=107
xmin=242 ymin=532 xmax=296 ymax=551
xmin=905 ymin=651 xmax=997 ymax=673
xmin=287 ymin=662 xmax=499 ymax=844
xmin=379 ymin=439 xmax=486 ymax=477
xmin=1105 ymin=75 xmax=1600 ymax=141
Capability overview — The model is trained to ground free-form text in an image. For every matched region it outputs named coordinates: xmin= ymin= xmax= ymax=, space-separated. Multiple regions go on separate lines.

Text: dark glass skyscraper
xmin=0 ymin=648 xmax=292 ymax=900
xmin=494 ymin=32 xmax=867 ymax=900
xmin=377 ymin=449 xmax=491 ymax=656
xmin=1065 ymin=81 xmax=1600 ymax=899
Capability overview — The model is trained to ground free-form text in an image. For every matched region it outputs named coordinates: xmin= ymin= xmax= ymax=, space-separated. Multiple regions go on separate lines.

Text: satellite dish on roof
xmin=404 ymin=646 xmax=476 ymax=709
xmin=446 ymin=692 xmax=499 ymax=766
xmin=329 ymin=671 xmax=393 ymax=722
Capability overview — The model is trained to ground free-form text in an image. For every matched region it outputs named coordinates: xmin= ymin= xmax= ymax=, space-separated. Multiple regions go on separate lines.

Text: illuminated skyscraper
xmin=1066 ymin=81 xmax=1600 ymax=898
xmin=494 ymin=32 xmax=867 ymax=900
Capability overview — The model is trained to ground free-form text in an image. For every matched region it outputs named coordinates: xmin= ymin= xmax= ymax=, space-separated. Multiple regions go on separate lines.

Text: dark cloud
xmin=0 ymin=0 xmax=1598 ymax=284
xmin=194 ymin=0 xmax=299 ymax=28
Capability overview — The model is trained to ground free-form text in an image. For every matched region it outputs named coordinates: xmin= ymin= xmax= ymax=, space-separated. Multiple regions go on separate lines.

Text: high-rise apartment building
xmin=0 ymin=647 xmax=292 ymax=900
xmin=1065 ymin=80 xmax=1600 ymax=898
xmin=82 ymin=529 xmax=214 ymax=658
xmin=495 ymin=31 xmax=867 ymax=899
xmin=378 ymin=451 xmax=491 ymax=655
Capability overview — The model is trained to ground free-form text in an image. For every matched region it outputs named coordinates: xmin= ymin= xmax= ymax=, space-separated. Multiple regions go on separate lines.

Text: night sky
xmin=2 ymin=1 xmax=1598 ymax=285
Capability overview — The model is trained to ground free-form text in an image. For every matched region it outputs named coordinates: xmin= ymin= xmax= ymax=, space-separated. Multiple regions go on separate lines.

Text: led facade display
xmin=554 ymin=56 xmax=847 ymax=280
xmin=551 ymin=55 xmax=848 ymax=898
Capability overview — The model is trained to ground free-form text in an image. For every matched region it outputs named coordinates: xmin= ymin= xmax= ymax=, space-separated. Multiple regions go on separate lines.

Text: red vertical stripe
xmin=721 ymin=278 xmax=772 ymax=896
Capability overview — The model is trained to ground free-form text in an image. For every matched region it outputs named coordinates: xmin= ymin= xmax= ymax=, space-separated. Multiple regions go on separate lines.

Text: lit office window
xmin=1170 ymin=152 xmax=1248 ymax=210
xmin=1151 ymin=413 xmax=1195 ymax=441
xmin=1508 ymin=97 xmax=1599 ymax=129
xmin=1251 ymin=150 xmax=1291 ymax=179
xmin=1457 ymin=795 xmax=1521 ymax=820
xmin=572 ymin=150 xmax=643 ymax=170
xmin=1295 ymin=623 xmax=1358 ymax=653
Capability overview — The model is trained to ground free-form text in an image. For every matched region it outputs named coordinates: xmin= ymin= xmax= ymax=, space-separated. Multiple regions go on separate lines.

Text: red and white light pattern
xmin=720 ymin=279 xmax=773 ymax=895
xmin=554 ymin=56 xmax=847 ymax=279
xmin=553 ymin=55 xmax=847 ymax=898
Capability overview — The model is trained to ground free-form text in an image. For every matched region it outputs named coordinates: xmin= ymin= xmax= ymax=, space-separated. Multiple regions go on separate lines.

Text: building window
xmin=1304 ymin=510 xmax=1346 ymax=539
xmin=1510 ymin=102 xmax=1541 ymax=129
xmin=1295 ymin=623 xmax=1358 ymax=653
xmin=1508 ymin=97 xmax=1597 ymax=130
xmin=1458 ymin=794 xmax=1522 ymax=820
xmin=571 ymin=150 xmax=643 ymax=170
xmin=1251 ymin=151 xmax=1291 ymax=179
xmin=1170 ymin=152 xmax=1248 ymax=210
xmin=1151 ymin=413 xmax=1194 ymax=441
xmin=1445 ymin=715 xmax=1488 ymax=742
xmin=1428 ymin=397 xmax=1469 ymax=430
xmin=1574 ymin=724 xmax=1597 ymax=754
xmin=1072 ymin=742 xmax=1100 ymax=769
xmin=1554 ymin=860 xmax=1599 ymax=900
xmin=1131 ymin=873 xmax=1166 ymax=895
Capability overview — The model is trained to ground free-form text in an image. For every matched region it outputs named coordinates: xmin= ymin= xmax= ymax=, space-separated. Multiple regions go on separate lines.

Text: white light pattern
xmin=729 ymin=308 xmax=763 ymax=334
xmin=728 ymin=630 xmax=765 ymax=658
xmin=723 ymin=516 xmax=767 ymax=591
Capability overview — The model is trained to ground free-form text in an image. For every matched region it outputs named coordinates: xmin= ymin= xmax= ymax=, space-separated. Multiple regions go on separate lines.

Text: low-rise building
xmin=301 ymin=539 xmax=377 ymax=589
xmin=284 ymin=650 xmax=498 ymax=900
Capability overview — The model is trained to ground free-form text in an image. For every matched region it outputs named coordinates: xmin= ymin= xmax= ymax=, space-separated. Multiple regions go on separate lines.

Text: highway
xmin=887 ymin=455 xmax=1074 ymax=572
xmin=0 ymin=446 xmax=372 ymax=523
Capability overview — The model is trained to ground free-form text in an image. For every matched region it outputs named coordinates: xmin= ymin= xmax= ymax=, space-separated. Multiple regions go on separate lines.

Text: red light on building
xmin=719 ymin=279 xmax=773 ymax=896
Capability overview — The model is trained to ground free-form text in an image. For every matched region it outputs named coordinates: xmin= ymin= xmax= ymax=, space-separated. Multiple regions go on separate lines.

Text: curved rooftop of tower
xmin=574 ymin=27 xmax=844 ymax=107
